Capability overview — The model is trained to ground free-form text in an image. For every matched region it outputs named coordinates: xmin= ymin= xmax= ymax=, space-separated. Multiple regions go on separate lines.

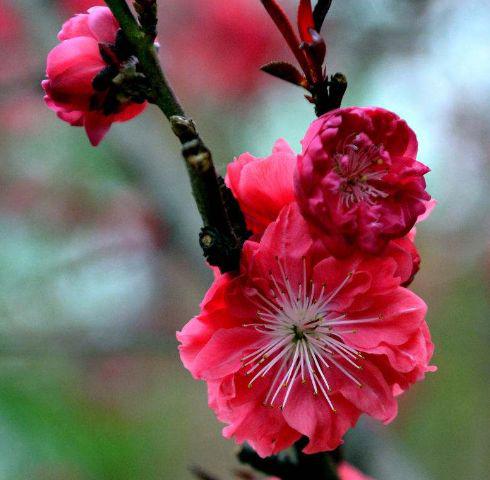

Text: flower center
xmin=242 ymin=258 xmax=379 ymax=411
xmin=334 ymin=139 xmax=388 ymax=207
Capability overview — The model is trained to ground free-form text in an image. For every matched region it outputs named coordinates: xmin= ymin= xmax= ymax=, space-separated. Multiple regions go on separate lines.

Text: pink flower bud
xmin=42 ymin=7 xmax=147 ymax=145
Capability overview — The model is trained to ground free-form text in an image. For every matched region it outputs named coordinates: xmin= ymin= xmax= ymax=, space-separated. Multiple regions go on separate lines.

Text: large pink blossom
xmin=295 ymin=107 xmax=431 ymax=255
xmin=42 ymin=7 xmax=147 ymax=145
xmin=226 ymin=139 xmax=297 ymax=235
xmin=178 ymin=204 xmax=434 ymax=457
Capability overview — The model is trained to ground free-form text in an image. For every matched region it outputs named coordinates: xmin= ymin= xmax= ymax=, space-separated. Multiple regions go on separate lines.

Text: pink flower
xmin=42 ymin=7 xmax=147 ymax=146
xmin=178 ymin=204 xmax=434 ymax=457
xmin=226 ymin=139 xmax=297 ymax=235
xmin=267 ymin=461 xmax=374 ymax=479
xmin=295 ymin=107 xmax=431 ymax=255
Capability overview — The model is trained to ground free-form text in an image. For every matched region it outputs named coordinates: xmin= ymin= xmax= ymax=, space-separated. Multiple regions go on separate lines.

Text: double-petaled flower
xmin=179 ymin=203 xmax=434 ymax=456
xmin=296 ymin=106 xmax=432 ymax=255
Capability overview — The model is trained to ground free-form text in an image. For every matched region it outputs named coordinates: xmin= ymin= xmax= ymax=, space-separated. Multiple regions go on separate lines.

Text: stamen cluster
xmin=243 ymin=259 xmax=367 ymax=413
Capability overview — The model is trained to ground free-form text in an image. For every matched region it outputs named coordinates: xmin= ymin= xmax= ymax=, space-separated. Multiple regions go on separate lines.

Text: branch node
xmin=170 ymin=115 xmax=198 ymax=142
xmin=187 ymin=150 xmax=212 ymax=173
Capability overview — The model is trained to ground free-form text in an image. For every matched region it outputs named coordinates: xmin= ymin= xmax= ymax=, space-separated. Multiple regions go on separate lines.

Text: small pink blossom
xmin=226 ymin=139 xmax=297 ymax=235
xmin=42 ymin=7 xmax=147 ymax=145
xmin=295 ymin=107 xmax=431 ymax=255
xmin=178 ymin=204 xmax=434 ymax=457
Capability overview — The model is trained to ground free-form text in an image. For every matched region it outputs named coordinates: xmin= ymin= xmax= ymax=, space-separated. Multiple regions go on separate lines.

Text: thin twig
xmin=313 ymin=0 xmax=334 ymax=32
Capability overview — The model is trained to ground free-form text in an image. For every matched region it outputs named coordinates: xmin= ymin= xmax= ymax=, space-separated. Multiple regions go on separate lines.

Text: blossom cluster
xmin=178 ymin=106 xmax=435 ymax=457
xmin=41 ymin=1 xmax=436 ymax=468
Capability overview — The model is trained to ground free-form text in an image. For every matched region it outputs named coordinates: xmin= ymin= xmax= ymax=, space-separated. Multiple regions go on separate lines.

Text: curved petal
xmin=226 ymin=141 xmax=296 ymax=234
xmin=46 ymin=36 xmax=102 ymax=79
xmin=283 ymin=380 xmax=360 ymax=453
xmin=192 ymin=327 xmax=263 ymax=380
xmin=177 ymin=316 xmax=214 ymax=378
xmin=221 ymin=374 xmax=301 ymax=457
xmin=84 ymin=111 xmax=112 ymax=146
xmin=334 ymin=358 xmax=398 ymax=423
xmin=58 ymin=13 xmax=92 ymax=41
xmin=87 ymin=6 xmax=119 ymax=43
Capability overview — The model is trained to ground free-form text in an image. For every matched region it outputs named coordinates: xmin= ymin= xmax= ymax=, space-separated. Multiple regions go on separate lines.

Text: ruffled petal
xmin=283 ymin=381 xmax=360 ymax=453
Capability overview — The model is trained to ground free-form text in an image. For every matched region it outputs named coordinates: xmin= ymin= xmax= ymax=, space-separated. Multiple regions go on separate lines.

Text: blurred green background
xmin=0 ymin=0 xmax=489 ymax=479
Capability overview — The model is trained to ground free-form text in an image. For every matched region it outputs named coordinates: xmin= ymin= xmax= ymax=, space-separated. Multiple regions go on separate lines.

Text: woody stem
xmin=104 ymin=0 xmax=244 ymax=272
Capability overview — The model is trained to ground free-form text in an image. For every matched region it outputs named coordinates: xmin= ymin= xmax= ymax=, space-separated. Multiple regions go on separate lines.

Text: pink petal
xmin=221 ymin=374 xmax=301 ymax=457
xmin=283 ymin=381 xmax=360 ymax=453
xmin=46 ymin=36 xmax=102 ymax=79
xmin=87 ymin=6 xmax=119 ymax=43
xmin=334 ymin=359 xmax=398 ymax=424
xmin=84 ymin=112 xmax=112 ymax=146
xmin=192 ymin=327 xmax=263 ymax=380
xmin=58 ymin=13 xmax=93 ymax=41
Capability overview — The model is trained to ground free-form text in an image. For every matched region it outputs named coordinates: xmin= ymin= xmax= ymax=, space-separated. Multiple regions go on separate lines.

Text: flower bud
xmin=42 ymin=7 xmax=149 ymax=145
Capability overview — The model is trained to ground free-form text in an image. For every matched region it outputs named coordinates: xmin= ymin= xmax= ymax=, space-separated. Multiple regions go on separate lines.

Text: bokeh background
xmin=1 ymin=0 xmax=489 ymax=478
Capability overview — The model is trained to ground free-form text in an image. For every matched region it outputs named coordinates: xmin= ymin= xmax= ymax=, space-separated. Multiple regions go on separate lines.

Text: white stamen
xmin=243 ymin=259 xmax=376 ymax=409
xmin=334 ymin=140 xmax=389 ymax=207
